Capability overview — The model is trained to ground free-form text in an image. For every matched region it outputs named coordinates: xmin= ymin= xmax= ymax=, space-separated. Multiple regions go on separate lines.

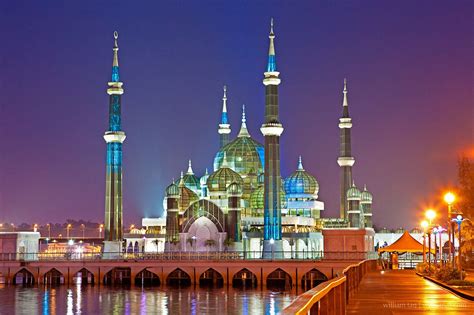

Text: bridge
xmin=0 ymin=252 xmax=376 ymax=290
xmin=283 ymin=261 xmax=474 ymax=314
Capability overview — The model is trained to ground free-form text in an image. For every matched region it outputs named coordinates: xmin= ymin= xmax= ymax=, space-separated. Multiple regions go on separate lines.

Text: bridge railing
xmin=0 ymin=251 xmax=378 ymax=262
xmin=282 ymin=259 xmax=379 ymax=315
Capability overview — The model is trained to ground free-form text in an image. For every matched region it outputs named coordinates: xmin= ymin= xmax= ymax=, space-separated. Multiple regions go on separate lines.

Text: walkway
xmin=347 ymin=269 xmax=474 ymax=314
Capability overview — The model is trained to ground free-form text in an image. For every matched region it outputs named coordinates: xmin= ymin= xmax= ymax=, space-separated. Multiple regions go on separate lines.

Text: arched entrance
xmin=232 ymin=268 xmax=257 ymax=289
xmin=301 ymin=268 xmax=328 ymax=291
xmin=103 ymin=267 xmax=131 ymax=285
xmin=135 ymin=269 xmax=160 ymax=286
xmin=13 ymin=268 xmax=35 ymax=285
xmin=44 ymin=268 xmax=64 ymax=285
xmin=167 ymin=268 xmax=191 ymax=287
xmin=182 ymin=200 xmax=226 ymax=252
xmin=73 ymin=268 xmax=95 ymax=285
xmin=199 ymin=268 xmax=223 ymax=288
xmin=267 ymin=268 xmax=292 ymax=291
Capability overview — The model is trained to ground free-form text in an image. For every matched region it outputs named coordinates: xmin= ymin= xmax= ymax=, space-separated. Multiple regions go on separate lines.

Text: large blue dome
xmin=284 ymin=157 xmax=319 ymax=196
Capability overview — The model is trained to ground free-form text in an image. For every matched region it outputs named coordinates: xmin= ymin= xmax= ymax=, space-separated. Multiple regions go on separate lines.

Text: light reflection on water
xmin=0 ymin=284 xmax=296 ymax=315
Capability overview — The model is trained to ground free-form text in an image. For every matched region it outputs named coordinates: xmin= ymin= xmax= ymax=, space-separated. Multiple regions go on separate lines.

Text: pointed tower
xmin=103 ymin=31 xmax=126 ymax=254
xmin=337 ymin=78 xmax=355 ymax=221
xmin=238 ymin=104 xmax=250 ymax=137
xmin=260 ymin=19 xmax=284 ymax=257
xmin=218 ymin=85 xmax=231 ymax=148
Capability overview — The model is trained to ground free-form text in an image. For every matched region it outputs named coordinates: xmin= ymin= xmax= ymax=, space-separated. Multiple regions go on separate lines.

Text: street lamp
xmin=433 ymin=227 xmax=439 ymax=265
xmin=444 ymin=192 xmax=456 ymax=268
xmin=33 ymin=224 xmax=38 ymax=233
xmin=425 ymin=209 xmax=436 ymax=270
xmin=454 ymin=214 xmax=463 ymax=278
xmin=421 ymin=220 xmax=428 ymax=263
xmin=426 ymin=209 xmax=436 ymax=225
xmin=436 ymin=226 xmax=445 ymax=265
xmin=99 ymin=224 xmax=104 ymax=238
xmin=80 ymin=224 xmax=85 ymax=240
xmin=67 ymin=224 xmax=72 ymax=239
xmin=130 ymin=224 xmax=135 ymax=232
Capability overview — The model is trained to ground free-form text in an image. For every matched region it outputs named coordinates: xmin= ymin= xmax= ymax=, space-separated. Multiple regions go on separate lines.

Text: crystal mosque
xmin=110 ymin=21 xmax=374 ymax=256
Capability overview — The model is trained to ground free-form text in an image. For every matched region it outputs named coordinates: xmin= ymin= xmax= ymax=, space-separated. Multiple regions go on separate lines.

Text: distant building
xmin=0 ymin=232 xmax=40 ymax=260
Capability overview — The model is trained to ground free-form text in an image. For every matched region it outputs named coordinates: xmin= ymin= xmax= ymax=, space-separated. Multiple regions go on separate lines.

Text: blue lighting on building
xmin=267 ymin=55 xmax=277 ymax=72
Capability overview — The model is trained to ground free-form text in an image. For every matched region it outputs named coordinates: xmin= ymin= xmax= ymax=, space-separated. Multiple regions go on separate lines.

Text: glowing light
xmin=68 ymin=239 xmax=74 ymax=246
xmin=444 ymin=192 xmax=455 ymax=205
xmin=270 ymin=238 xmax=274 ymax=244
xmin=425 ymin=209 xmax=436 ymax=223
xmin=421 ymin=220 xmax=428 ymax=230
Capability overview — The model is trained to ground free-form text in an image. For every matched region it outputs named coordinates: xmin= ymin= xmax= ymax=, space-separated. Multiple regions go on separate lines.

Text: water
xmin=0 ymin=284 xmax=296 ymax=315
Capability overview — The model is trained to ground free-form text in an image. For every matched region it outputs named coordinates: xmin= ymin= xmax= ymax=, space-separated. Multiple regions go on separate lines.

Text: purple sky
xmin=1 ymin=1 xmax=472 ymax=229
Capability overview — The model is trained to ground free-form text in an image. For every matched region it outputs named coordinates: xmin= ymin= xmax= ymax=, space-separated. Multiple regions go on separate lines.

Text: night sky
xmin=1 ymin=1 xmax=472 ymax=229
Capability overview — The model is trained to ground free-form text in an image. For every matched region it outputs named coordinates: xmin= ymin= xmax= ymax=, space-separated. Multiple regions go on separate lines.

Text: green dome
xmin=227 ymin=182 xmax=243 ymax=195
xmin=347 ymin=184 xmax=361 ymax=200
xmin=207 ymin=159 xmax=243 ymax=192
xmin=360 ymin=185 xmax=373 ymax=203
xmin=175 ymin=161 xmax=200 ymax=193
xmin=166 ymin=182 xmax=179 ymax=196
xmin=283 ymin=156 xmax=319 ymax=196
xmin=213 ymin=109 xmax=264 ymax=176
xmin=250 ymin=185 xmax=287 ymax=210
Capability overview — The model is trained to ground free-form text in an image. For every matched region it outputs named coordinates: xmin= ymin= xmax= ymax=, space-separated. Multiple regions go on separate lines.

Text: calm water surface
xmin=0 ymin=284 xmax=296 ymax=315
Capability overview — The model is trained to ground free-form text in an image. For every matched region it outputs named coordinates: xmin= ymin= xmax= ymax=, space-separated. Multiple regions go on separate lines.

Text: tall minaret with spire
xmin=103 ymin=31 xmax=126 ymax=254
xmin=260 ymin=19 xmax=284 ymax=257
xmin=218 ymin=85 xmax=231 ymax=148
xmin=337 ymin=78 xmax=355 ymax=220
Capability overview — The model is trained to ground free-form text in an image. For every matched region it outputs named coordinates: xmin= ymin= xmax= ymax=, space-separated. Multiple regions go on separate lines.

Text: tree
xmin=457 ymin=156 xmax=474 ymax=219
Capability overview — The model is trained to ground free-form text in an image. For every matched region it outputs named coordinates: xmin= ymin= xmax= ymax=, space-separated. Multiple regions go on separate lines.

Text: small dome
xmin=360 ymin=185 xmax=373 ymax=203
xmin=207 ymin=155 xmax=243 ymax=192
xmin=213 ymin=106 xmax=264 ymax=176
xmin=178 ymin=180 xmax=199 ymax=211
xmin=250 ymin=185 xmax=287 ymax=210
xmin=200 ymin=168 xmax=209 ymax=186
xmin=175 ymin=161 xmax=201 ymax=193
xmin=227 ymin=182 xmax=243 ymax=195
xmin=346 ymin=183 xmax=361 ymax=200
xmin=284 ymin=156 xmax=319 ymax=195
xmin=166 ymin=182 xmax=179 ymax=196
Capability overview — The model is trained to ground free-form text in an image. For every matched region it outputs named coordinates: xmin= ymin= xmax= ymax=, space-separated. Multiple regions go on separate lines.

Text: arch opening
xmin=167 ymin=268 xmax=191 ymax=287
xmin=135 ymin=269 xmax=160 ymax=287
xmin=266 ymin=268 xmax=292 ymax=291
xmin=301 ymin=268 xmax=328 ymax=291
xmin=44 ymin=268 xmax=65 ymax=285
xmin=103 ymin=267 xmax=131 ymax=286
xmin=73 ymin=268 xmax=95 ymax=285
xmin=232 ymin=268 xmax=257 ymax=289
xmin=199 ymin=268 xmax=223 ymax=288
xmin=13 ymin=268 xmax=35 ymax=285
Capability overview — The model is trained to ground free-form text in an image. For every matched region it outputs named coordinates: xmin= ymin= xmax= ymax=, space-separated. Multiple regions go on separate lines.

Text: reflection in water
xmin=0 ymin=285 xmax=295 ymax=314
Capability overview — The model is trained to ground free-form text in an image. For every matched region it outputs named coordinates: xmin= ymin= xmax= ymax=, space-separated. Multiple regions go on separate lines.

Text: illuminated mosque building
xmin=147 ymin=20 xmax=374 ymax=256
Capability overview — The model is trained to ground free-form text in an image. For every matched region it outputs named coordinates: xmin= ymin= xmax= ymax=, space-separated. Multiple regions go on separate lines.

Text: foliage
xmin=446 ymin=279 xmax=474 ymax=286
xmin=223 ymin=238 xmax=234 ymax=247
xmin=205 ymin=239 xmax=216 ymax=247
xmin=434 ymin=266 xmax=465 ymax=282
xmin=416 ymin=262 xmax=435 ymax=275
xmin=457 ymin=156 xmax=474 ymax=220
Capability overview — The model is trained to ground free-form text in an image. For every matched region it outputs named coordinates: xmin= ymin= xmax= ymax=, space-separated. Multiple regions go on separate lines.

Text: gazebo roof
xmin=378 ymin=230 xmax=434 ymax=254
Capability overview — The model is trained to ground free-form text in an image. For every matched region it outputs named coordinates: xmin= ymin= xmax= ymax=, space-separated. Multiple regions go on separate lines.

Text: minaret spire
xmin=187 ymin=160 xmax=194 ymax=174
xmin=298 ymin=155 xmax=304 ymax=171
xmin=261 ymin=18 xmax=284 ymax=257
xmin=218 ymin=85 xmax=231 ymax=147
xmin=103 ymin=31 xmax=126 ymax=255
xmin=337 ymin=78 xmax=355 ymax=221
xmin=267 ymin=18 xmax=277 ymax=72
xmin=238 ymin=104 xmax=250 ymax=137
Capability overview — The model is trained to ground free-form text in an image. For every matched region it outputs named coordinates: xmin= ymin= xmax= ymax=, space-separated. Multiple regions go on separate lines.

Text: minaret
xmin=218 ymin=85 xmax=231 ymax=148
xmin=260 ymin=19 xmax=284 ymax=257
xmin=103 ymin=31 xmax=126 ymax=255
xmin=337 ymin=78 xmax=355 ymax=221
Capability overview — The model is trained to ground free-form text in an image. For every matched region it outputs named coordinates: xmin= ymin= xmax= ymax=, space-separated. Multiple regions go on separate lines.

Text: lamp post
xmin=444 ymin=192 xmax=455 ymax=268
xmin=454 ymin=215 xmax=463 ymax=278
xmin=66 ymin=224 xmax=72 ymax=240
xmin=437 ymin=226 xmax=445 ymax=265
xmin=99 ymin=224 xmax=103 ymax=238
xmin=425 ymin=209 xmax=436 ymax=270
xmin=33 ymin=224 xmax=38 ymax=233
xmin=432 ymin=227 xmax=438 ymax=265
xmin=421 ymin=221 xmax=428 ymax=263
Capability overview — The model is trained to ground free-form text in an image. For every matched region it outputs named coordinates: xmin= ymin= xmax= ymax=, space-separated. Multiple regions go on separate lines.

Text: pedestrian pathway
xmin=347 ymin=269 xmax=474 ymax=314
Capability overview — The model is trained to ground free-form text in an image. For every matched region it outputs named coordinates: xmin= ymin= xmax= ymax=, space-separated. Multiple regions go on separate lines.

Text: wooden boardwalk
xmin=347 ymin=269 xmax=474 ymax=314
